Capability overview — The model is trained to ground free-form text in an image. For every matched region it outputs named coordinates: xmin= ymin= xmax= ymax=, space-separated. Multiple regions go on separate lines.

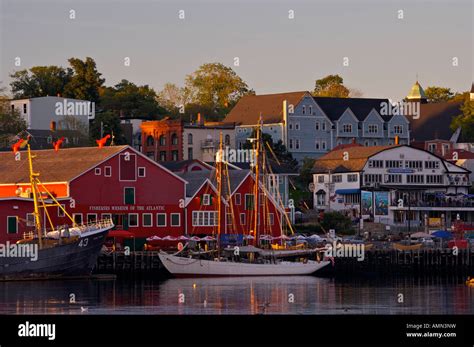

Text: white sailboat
xmin=159 ymin=123 xmax=330 ymax=277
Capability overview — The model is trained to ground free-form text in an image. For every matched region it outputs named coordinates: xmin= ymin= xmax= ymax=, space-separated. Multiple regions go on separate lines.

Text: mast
xmin=254 ymin=115 xmax=262 ymax=245
xmin=217 ymin=132 xmax=224 ymax=251
xmin=27 ymin=144 xmax=43 ymax=249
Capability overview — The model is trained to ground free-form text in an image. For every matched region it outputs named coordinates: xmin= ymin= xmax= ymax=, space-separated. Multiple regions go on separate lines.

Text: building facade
xmin=141 ymin=118 xmax=184 ymax=162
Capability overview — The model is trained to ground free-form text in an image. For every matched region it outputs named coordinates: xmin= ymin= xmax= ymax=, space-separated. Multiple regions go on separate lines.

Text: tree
xmin=10 ymin=66 xmax=72 ymax=98
xmin=64 ymin=57 xmax=104 ymax=103
xmin=425 ymin=86 xmax=454 ymax=103
xmin=298 ymin=157 xmax=316 ymax=186
xmin=157 ymin=83 xmax=191 ymax=116
xmin=100 ymin=79 xmax=165 ymax=119
xmin=89 ymin=111 xmax=126 ymax=145
xmin=0 ymin=88 xmax=27 ymax=148
xmin=242 ymin=130 xmax=297 ymax=167
xmin=451 ymin=99 xmax=474 ymax=142
xmin=313 ymin=74 xmax=350 ymax=98
xmin=320 ymin=211 xmax=354 ymax=235
xmin=185 ymin=63 xmax=253 ymax=117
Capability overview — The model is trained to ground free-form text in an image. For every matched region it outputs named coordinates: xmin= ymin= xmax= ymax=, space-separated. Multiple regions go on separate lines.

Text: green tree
xmin=313 ymin=74 xmax=350 ymax=98
xmin=157 ymin=83 xmax=191 ymax=117
xmin=100 ymin=79 xmax=165 ymax=119
xmin=425 ymin=86 xmax=454 ymax=103
xmin=320 ymin=211 xmax=354 ymax=235
xmin=298 ymin=157 xmax=316 ymax=186
xmin=10 ymin=66 xmax=72 ymax=98
xmin=89 ymin=111 xmax=126 ymax=145
xmin=451 ymin=99 xmax=474 ymax=142
xmin=0 ymin=88 xmax=27 ymax=148
xmin=185 ymin=63 xmax=253 ymax=117
xmin=64 ymin=57 xmax=105 ymax=103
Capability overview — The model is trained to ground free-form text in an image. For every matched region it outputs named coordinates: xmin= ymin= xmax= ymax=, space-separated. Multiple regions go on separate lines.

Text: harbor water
xmin=0 ymin=276 xmax=472 ymax=315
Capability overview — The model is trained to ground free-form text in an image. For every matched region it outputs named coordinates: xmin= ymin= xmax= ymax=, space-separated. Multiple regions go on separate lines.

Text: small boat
xmin=0 ymin=143 xmax=114 ymax=281
xmin=392 ymin=243 xmax=422 ymax=251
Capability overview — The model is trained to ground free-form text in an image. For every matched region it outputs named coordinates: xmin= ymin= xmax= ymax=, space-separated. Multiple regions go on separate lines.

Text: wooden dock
xmin=95 ymin=249 xmax=474 ymax=277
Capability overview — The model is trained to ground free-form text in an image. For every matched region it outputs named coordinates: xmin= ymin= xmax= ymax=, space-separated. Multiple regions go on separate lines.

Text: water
xmin=0 ymin=276 xmax=472 ymax=315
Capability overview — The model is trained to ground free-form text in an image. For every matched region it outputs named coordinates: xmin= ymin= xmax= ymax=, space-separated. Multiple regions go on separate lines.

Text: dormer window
xmin=302 ymin=105 xmax=306 ymax=115
xmin=342 ymin=124 xmax=352 ymax=133
xmin=368 ymin=124 xmax=378 ymax=133
xmin=394 ymin=125 xmax=403 ymax=134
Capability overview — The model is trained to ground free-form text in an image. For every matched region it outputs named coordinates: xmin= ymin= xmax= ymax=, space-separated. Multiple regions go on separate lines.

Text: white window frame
xmin=342 ymin=124 xmax=352 ymax=133
xmin=240 ymin=213 xmax=246 ymax=225
xmin=87 ymin=213 xmax=97 ymax=223
xmin=104 ymin=166 xmax=112 ymax=177
xmin=234 ymin=193 xmax=241 ymax=205
xmin=156 ymin=213 xmax=167 ymax=227
xmin=202 ymin=194 xmax=211 ymax=206
xmin=101 ymin=213 xmax=112 ymax=221
xmin=295 ymin=122 xmax=300 ymax=130
xmin=128 ymin=213 xmax=139 ymax=227
xmin=95 ymin=167 xmax=101 ymax=175
xmin=58 ymin=204 xmax=66 ymax=217
xmin=142 ymin=213 xmax=153 ymax=227
xmin=73 ymin=213 xmax=83 ymax=225
xmin=170 ymin=213 xmax=181 ymax=227
xmin=138 ymin=167 xmax=146 ymax=177
xmin=26 ymin=213 xmax=35 ymax=227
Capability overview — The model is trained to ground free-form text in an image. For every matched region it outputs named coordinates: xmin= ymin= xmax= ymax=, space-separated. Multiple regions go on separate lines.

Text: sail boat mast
xmin=27 ymin=144 xmax=43 ymax=249
xmin=217 ymin=132 xmax=224 ymax=251
xmin=253 ymin=115 xmax=262 ymax=244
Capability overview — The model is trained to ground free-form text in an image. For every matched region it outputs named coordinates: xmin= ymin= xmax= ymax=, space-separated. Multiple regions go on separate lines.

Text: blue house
xmin=225 ymin=91 xmax=410 ymax=162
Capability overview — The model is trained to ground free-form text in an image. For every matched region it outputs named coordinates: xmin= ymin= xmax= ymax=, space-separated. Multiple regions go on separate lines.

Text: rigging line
xmin=36 ymin=181 xmax=55 ymax=232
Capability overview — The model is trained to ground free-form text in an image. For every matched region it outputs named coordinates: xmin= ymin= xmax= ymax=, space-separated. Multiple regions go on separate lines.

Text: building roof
xmin=178 ymin=169 xmax=251 ymax=197
xmin=409 ymin=101 xmax=463 ymax=141
xmin=224 ymin=91 xmax=307 ymax=125
xmin=312 ymin=97 xmax=392 ymax=121
xmin=312 ymin=145 xmax=393 ymax=173
xmin=406 ymin=81 xmax=427 ymax=100
xmin=160 ymin=159 xmax=214 ymax=173
xmin=184 ymin=122 xmax=235 ymax=129
xmin=0 ymin=146 xmax=128 ymax=184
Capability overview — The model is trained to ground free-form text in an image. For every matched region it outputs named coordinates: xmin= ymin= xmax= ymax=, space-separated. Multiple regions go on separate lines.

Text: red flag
xmin=96 ymin=134 xmax=111 ymax=149
xmin=53 ymin=137 xmax=65 ymax=152
xmin=12 ymin=137 xmax=29 ymax=154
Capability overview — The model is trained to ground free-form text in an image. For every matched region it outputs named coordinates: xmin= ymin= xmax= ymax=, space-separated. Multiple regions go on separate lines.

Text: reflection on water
xmin=0 ymin=276 xmax=472 ymax=315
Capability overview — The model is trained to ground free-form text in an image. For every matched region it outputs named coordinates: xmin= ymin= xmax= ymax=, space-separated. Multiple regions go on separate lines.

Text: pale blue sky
xmin=1 ymin=0 xmax=472 ymax=101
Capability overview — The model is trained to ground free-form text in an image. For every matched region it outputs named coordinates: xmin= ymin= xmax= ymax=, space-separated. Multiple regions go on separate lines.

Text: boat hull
xmin=0 ymin=228 xmax=110 ymax=281
xmin=158 ymin=252 xmax=330 ymax=277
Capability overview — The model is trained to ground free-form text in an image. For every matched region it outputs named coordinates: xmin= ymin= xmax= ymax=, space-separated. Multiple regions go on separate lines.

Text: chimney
xmin=394 ymin=135 xmax=399 ymax=145
xmin=197 ymin=113 xmax=204 ymax=125
xmin=50 ymin=120 xmax=56 ymax=132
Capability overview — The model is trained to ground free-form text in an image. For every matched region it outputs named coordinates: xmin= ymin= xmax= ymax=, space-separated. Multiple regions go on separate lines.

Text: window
xmin=188 ymin=147 xmax=193 ymax=159
xmin=405 ymin=160 xmax=423 ymax=170
xmin=226 ymin=213 xmax=232 ymax=225
xmin=427 ymin=144 xmax=436 ymax=153
xmin=348 ymin=174 xmax=358 ymax=182
xmin=159 ymin=151 xmax=166 ymax=161
xmin=23 ymin=103 xmax=27 ymax=114
xmin=316 ymin=193 xmax=326 ymax=206
xmin=315 ymin=141 xmax=320 ymax=150
xmin=315 ymin=122 xmax=320 ymax=131
xmin=245 ymin=194 xmax=254 ymax=210
xmin=138 ymin=167 xmax=146 ymax=177
xmin=146 ymin=135 xmax=154 ymax=146
xmin=332 ymin=175 xmax=342 ymax=183
xmin=159 ymin=135 xmax=166 ymax=146
xmin=426 ymin=175 xmax=443 ymax=184
xmin=343 ymin=194 xmax=360 ymax=204
xmin=225 ymin=134 xmax=231 ymax=146
xmin=384 ymin=174 xmax=402 ymax=183
xmin=289 ymin=123 xmax=293 ymax=130
xmin=302 ymin=105 xmax=306 ymax=115
xmin=268 ymin=213 xmax=274 ymax=226
xmin=368 ymin=160 xmax=383 ymax=168
xmin=318 ymin=175 xmax=325 ymax=183
xmin=342 ymin=124 xmax=352 ymax=133
xmin=188 ymin=133 xmax=193 ymax=144
xmin=26 ymin=213 xmax=35 ymax=227
xmin=363 ymin=174 xmax=382 ymax=184
xmin=157 ymin=213 xmax=166 ymax=227
xmin=425 ymin=161 xmax=440 ymax=169
xmin=143 ymin=213 xmax=153 ymax=227
xmin=394 ymin=125 xmax=403 ymax=134
xmin=171 ymin=213 xmax=181 ymax=226
xmin=442 ymin=144 xmax=449 ymax=156
xmin=7 ymin=216 xmax=18 ymax=234
xmin=235 ymin=193 xmax=241 ymax=205
xmin=309 ymin=106 xmax=313 ymax=115
xmin=171 ymin=133 xmax=178 ymax=145
xmin=295 ymin=122 xmax=300 ymax=130
xmin=368 ymin=124 xmax=378 ymax=133
xmin=124 ymin=187 xmax=135 ymax=205
xmin=289 ymin=139 xmax=293 ymax=149
xmin=192 ymin=211 xmax=218 ymax=226
xmin=240 ymin=213 xmax=246 ymax=225
xmin=128 ymin=213 xmax=139 ymax=227
xmin=322 ymin=122 xmax=326 ymax=131
xmin=406 ymin=175 xmax=424 ymax=184
xmin=295 ymin=139 xmax=300 ymax=150
xmin=385 ymin=160 xmax=403 ymax=168
xmin=58 ymin=204 xmax=66 ymax=217
xmin=101 ymin=213 xmax=112 ymax=221
xmin=87 ymin=214 xmax=97 ymax=223
xmin=73 ymin=213 xmax=83 ymax=225
xmin=322 ymin=141 xmax=327 ymax=150
xmin=202 ymin=194 xmax=211 ymax=206
xmin=172 ymin=150 xmax=178 ymax=161
xmin=104 ymin=166 xmax=112 ymax=177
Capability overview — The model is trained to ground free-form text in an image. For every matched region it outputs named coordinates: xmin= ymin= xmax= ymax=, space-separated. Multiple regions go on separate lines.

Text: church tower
xmin=406 ymin=81 xmax=428 ymax=103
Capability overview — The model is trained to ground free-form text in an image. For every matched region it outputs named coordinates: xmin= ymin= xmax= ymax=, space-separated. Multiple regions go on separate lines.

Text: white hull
xmin=158 ymin=252 xmax=330 ymax=277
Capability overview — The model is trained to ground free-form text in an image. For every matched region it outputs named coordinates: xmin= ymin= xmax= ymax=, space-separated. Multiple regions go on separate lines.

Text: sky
xmin=0 ymin=0 xmax=472 ymax=101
